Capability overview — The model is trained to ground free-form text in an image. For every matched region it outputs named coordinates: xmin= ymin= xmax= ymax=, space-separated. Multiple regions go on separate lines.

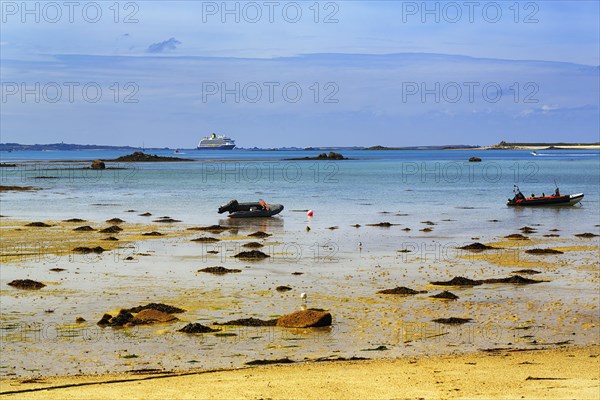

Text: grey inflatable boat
xmin=218 ymin=200 xmax=284 ymax=218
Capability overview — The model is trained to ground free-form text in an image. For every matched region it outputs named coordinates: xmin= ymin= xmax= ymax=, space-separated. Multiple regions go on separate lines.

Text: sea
xmin=0 ymin=148 xmax=599 ymax=377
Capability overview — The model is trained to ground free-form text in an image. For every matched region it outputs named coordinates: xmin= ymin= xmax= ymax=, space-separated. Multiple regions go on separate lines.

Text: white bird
xmin=300 ymin=292 xmax=307 ymax=310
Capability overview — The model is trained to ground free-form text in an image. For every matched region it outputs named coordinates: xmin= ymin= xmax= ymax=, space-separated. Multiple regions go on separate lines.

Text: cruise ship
xmin=197 ymin=133 xmax=236 ymax=150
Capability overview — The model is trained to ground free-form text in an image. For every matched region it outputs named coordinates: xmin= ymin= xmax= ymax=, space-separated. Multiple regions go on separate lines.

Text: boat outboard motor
xmin=218 ymin=199 xmax=239 ymax=214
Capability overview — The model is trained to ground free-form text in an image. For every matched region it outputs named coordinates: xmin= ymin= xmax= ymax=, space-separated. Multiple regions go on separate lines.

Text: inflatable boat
xmin=507 ymin=186 xmax=583 ymax=207
xmin=218 ymin=200 xmax=284 ymax=218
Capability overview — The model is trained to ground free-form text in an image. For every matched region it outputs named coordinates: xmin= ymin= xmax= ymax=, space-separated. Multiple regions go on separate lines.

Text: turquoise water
xmin=1 ymin=149 xmax=599 ymax=377
xmin=1 ymin=149 xmax=599 ymax=235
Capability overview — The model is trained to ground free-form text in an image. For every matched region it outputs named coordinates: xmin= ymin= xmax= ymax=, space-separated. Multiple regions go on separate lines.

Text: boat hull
xmin=196 ymin=144 xmax=236 ymax=150
xmin=507 ymin=193 xmax=584 ymax=207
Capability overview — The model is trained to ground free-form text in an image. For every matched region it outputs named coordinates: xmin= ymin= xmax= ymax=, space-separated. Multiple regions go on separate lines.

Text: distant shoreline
xmin=1 ymin=142 xmax=599 ymax=152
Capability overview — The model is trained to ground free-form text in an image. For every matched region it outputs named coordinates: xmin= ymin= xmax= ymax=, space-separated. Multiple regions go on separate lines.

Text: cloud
xmin=147 ymin=37 xmax=182 ymax=53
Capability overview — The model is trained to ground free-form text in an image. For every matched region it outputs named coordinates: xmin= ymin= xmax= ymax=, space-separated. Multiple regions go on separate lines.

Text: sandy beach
xmin=1 ymin=345 xmax=598 ymax=399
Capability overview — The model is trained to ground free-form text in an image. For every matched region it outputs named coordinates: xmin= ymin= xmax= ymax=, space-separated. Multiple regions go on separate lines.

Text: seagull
xmin=300 ymin=292 xmax=307 ymax=310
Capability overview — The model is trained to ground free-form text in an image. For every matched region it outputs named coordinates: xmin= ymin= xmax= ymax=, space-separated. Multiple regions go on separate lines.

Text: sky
xmin=1 ymin=1 xmax=599 ymax=148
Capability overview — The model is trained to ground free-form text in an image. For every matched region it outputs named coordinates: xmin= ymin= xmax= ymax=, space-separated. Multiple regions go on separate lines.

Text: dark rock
xmin=233 ymin=250 xmax=270 ymax=260
xmin=72 ymin=246 xmax=106 ymax=254
xmin=420 ymin=227 xmax=433 ymax=232
xmin=276 ymin=309 xmax=332 ymax=328
xmin=139 ymin=212 xmax=152 ymax=216
xmin=99 ymin=225 xmax=122 ymax=233
xmin=206 ymin=250 xmax=219 ymax=254
xmin=198 ymin=266 xmax=242 ymax=274
xmin=291 ymin=272 xmax=304 ymax=275
xmin=73 ymin=226 xmax=95 ymax=231
xmin=525 ymin=248 xmax=563 ymax=254
xmin=178 ymin=323 xmax=221 ymax=333
xmin=90 ymin=160 xmax=105 ymax=170
xmin=352 ymin=224 xmax=361 ymax=228
xmin=520 ymin=226 xmax=537 ymax=233
xmin=128 ymin=303 xmax=186 ymax=314
xmin=248 ymin=231 xmax=271 ymax=238
xmin=102 ymin=236 xmax=119 ymax=241
xmin=430 ymin=291 xmax=459 ymax=300
xmin=75 ymin=317 xmax=86 ymax=323
xmin=63 ymin=218 xmax=86 ymax=223
xmin=468 ymin=157 xmax=482 ymax=162
xmin=242 ymin=242 xmax=264 ymax=248
xmin=433 ymin=317 xmax=472 ymax=324
xmin=125 ymin=256 xmax=134 ymax=261
xmin=327 ymin=226 xmax=339 ymax=230
xmin=377 ymin=286 xmax=426 ymax=295
xmin=106 ymin=218 xmax=125 ymax=224
xmin=215 ymin=318 xmax=278 ymax=327
xmin=421 ymin=221 xmax=436 ymax=225
xmin=431 ymin=276 xmax=482 ymax=286
xmin=25 ymin=222 xmax=51 ymax=227
xmin=8 ymin=279 xmax=45 ymax=289
xmin=402 ymin=228 xmax=411 ymax=231
xmin=543 ymin=234 xmax=560 ymax=237
xmin=49 ymin=268 xmax=66 ymax=272
xmin=246 ymin=358 xmax=295 ymax=366
xmin=459 ymin=242 xmax=496 ymax=250
xmin=105 ymin=310 xmax=135 ymax=326
xmin=276 ymin=286 xmax=292 ymax=292
xmin=191 ymin=237 xmax=219 ymax=242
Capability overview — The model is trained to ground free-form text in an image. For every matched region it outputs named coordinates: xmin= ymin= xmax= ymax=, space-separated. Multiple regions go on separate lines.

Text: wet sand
xmin=1 ymin=345 xmax=598 ymax=399
xmin=1 ymin=215 xmax=598 ymax=384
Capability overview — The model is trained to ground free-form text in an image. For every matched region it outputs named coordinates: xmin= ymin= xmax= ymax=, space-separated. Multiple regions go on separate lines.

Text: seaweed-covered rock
xmin=377 ymin=287 xmax=426 ymax=295
xmin=72 ymin=246 xmax=106 ymax=254
xmin=153 ymin=218 xmax=181 ymax=223
xmin=63 ymin=218 xmax=86 ymax=223
xmin=106 ymin=218 xmax=125 ymax=224
xmin=575 ymin=233 xmax=599 ymax=238
xmin=25 ymin=222 xmax=51 ymax=227
xmin=481 ymin=275 xmax=545 ymax=284
xmin=73 ymin=226 xmax=95 ymax=231
xmin=433 ymin=317 xmax=472 ymax=324
xmin=276 ymin=309 xmax=332 ymax=328
xmin=142 ymin=231 xmax=163 ymax=236
xmin=505 ymin=234 xmax=529 ymax=240
xmin=110 ymin=152 xmax=192 ymax=162
xmin=431 ymin=276 xmax=482 ymax=286
xmin=91 ymin=160 xmax=105 ymax=170
xmin=214 ymin=318 xmax=278 ymax=327
xmin=468 ymin=157 xmax=482 ymax=162
xmin=458 ymin=242 xmax=496 ymax=250
xmin=512 ymin=269 xmax=541 ymax=275
xmin=198 ymin=266 xmax=241 ymax=274
xmin=233 ymin=250 xmax=270 ymax=260
xmin=99 ymin=226 xmax=122 ymax=233
xmin=429 ymin=291 xmax=459 ymax=300
xmin=246 ymin=358 xmax=295 ymax=366
xmin=127 ymin=303 xmax=186 ymax=314
xmin=178 ymin=323 xmax=220 ymax=333
xmin=276 ymin=286 xmax=292 ymax=292
xmin=191 ymin=237 xmax=219 ymax=242
xmin=525 ymin=248 xmax=563 ymax=255
xmin=248 ymin=231 xmax=271 ymax=238
xmin=8 ymin=279 xmax=46 ymax=289
xmin=131 ymin=309 xmax=178 ymax=324
xmin=242 ymin=242 xmax=264 ymax=248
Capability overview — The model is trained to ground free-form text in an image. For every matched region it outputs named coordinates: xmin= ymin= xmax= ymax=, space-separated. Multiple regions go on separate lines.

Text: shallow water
xmin=0 ymin=149 xmax=598 ymax=377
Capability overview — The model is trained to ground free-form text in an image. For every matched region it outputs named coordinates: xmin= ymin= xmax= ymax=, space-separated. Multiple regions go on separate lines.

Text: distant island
xmin=0 ymin=142 xmax=167 ymax=152
xmin=486 ymin=141 xmax=600 ymax=150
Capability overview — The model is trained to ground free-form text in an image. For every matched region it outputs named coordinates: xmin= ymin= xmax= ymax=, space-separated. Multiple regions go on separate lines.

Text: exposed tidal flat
xmin=0 ymin=150 xmax=599 ymax=385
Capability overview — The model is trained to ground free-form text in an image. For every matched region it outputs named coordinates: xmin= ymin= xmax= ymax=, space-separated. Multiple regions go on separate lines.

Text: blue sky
xmin=1 ymin=1 xmax=599 ymax=147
